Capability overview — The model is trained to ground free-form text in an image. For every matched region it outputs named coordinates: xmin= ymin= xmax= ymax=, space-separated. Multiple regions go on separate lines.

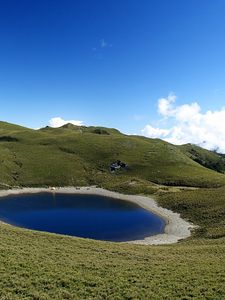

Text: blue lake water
xmin=0 ymin=193 xmax=165 ymax=241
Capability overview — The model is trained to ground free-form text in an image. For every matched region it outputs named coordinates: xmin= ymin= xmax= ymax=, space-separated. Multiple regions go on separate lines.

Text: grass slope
xmin=180 ymin=143 xmax=225 ymax=174
xmin=0 ymin=223 xmax=224 ymax=299
xmin=1 ymin=121 xmax=225 ymax=188
xmin=0 ymin=121 xmax=225 ymax=299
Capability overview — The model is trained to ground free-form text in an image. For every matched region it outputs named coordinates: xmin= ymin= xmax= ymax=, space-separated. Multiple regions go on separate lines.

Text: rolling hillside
xmin=1 ymin=121 xmax=225 ymax=189
xmin=180 ymin=143 xmax=225 ymax=173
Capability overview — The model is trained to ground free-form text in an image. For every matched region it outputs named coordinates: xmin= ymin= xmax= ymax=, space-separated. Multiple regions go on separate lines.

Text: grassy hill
xmin=180 ymin=143 xmax=225 ymax=174
xmin=0 ymin=121 xmax=225 ymax=299
xmin=1 ymin=121 xmax=225 ymax=189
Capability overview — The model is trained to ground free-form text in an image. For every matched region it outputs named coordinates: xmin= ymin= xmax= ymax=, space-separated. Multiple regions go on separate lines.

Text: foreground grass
xmin=0 ymin=224 xmax=224 ymax=300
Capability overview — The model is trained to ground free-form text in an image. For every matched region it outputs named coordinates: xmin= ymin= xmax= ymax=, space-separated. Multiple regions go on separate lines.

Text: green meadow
xmin=0 ymin=121 xmax=224 ymax=299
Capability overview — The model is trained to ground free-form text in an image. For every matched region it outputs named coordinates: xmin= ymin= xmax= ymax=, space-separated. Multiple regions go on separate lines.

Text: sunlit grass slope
xmin=1 ymin=121 xmax=225 ymax=188
xmin=0 ymin=223 xmax=224 ymax=299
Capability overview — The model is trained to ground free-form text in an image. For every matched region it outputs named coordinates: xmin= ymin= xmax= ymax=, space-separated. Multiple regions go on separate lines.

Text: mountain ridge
xmin=0 ymin=120 xmax=225 ymax=189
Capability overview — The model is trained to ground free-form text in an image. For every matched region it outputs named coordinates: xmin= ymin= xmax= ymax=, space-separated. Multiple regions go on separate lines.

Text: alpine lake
xmin=0 ymin=193 xmax=165 ymax=242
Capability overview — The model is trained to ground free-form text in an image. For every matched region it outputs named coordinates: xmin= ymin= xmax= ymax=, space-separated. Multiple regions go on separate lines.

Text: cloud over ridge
xmin=49 ymin=117 xmax=83 ymax=128
xmin=142 ymin=94 xmax=225 ymax=153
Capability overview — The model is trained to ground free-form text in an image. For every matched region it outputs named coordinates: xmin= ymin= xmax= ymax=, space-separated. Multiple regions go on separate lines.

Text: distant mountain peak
xmin=61 ymin=123 xmax=79 ymax=129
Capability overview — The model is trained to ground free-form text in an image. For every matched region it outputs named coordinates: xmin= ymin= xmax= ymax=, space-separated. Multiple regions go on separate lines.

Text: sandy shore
xmin=0 ymin=186 xmax=195 ymax=245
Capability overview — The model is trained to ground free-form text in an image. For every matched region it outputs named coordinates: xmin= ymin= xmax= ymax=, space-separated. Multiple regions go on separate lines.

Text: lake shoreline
xmin=0 ymin=186 xmax=195 ymax=245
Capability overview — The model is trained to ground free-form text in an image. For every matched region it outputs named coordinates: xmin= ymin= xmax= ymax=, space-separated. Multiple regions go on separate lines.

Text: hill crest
xmin=0 ymin=120 xmax=225 ymax=189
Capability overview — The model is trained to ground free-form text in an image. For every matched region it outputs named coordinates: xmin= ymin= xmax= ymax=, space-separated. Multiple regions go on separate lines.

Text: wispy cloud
xmin=49 ymin=117 xmax=83 ymax=128
xmin=92 ymin=38 xmax=112 ymax=59
xmin=100 ymin=38 xmax=107 ymax=48
xmin=142 ymin=93 xmax=225 ymax=153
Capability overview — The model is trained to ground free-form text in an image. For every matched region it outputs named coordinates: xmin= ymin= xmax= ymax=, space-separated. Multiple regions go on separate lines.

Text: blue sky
xmin=1 ymin=0 xmax=225 ymax=149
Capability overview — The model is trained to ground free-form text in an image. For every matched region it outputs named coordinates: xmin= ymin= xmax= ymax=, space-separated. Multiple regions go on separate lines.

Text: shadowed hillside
xmin=180 ymin=143 xmax=225 ymax=173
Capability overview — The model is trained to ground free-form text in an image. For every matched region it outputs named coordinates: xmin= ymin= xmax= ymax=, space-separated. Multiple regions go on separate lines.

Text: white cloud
xmin=142 ymin=94 xmax=225 ymax=153
xmin=158 ymin=92 xmax=177 ymax=116
xmin=49 ymin=117 xmax=83 ymax=128
xmin=142 ymin=125 xmax=170 ymax=138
